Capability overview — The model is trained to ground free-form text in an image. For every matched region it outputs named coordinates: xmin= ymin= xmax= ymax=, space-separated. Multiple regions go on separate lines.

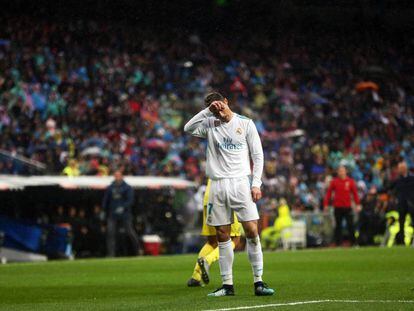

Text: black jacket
xmin=102 ymin=180 xmax=134 ymax=219
xmin=388 ymin=174 xmax=414 ymax=202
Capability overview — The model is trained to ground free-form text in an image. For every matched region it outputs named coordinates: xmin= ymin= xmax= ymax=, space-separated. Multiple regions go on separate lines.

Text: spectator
xmin=62 ymin=159 xmax=80 ymax=177
xmin=74 ymin=208 xmax=90 ymax=258
xmin=88 ymin=204 xmax=106 ymax=257
xmin=0 ymin=15 xmax=413 ymax=228
xmin=52 ymin=205 xmax=66 ymax=224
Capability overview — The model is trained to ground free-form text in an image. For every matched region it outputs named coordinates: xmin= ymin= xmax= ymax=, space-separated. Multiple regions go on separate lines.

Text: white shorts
xmin=205 ymin=176 xmax=259 ymax=226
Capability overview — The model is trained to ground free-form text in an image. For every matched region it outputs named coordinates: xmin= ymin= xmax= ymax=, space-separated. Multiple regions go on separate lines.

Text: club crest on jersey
xmin=236 ymin=127 xmax=242 ymax=135
xmin=214 ymin=120 xmax=221 ymax=127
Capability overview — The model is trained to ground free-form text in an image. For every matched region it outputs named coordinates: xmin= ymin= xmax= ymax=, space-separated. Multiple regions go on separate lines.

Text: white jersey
xmin=184 ymin=108 xmax=264 ymax=188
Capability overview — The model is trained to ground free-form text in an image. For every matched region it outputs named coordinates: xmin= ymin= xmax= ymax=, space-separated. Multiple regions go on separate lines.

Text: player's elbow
xmin=252 ymin=153 xmax=264 ymax=165
xmin=183 ymin=122 xmax=192 ymax=133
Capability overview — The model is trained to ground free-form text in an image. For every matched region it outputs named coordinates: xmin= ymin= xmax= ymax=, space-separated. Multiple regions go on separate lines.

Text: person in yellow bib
xmin=384 ymin=210 xmax=413 ymax=247
xmin=187 ymin=179 xmax=242 ymax=287
xmin=261 ymin=198 xmax=293 ymax=250
xmin=62 ymin=159 xmax=80 ymax=177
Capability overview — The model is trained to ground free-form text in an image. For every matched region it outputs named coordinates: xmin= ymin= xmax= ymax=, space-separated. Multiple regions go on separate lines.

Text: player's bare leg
xmin=242 ymin=220 xmax=275 ymax=296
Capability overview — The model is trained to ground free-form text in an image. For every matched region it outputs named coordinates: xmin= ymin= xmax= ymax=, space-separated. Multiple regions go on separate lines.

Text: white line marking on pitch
xmin=202 ymin=299 xmax=414 ymax=311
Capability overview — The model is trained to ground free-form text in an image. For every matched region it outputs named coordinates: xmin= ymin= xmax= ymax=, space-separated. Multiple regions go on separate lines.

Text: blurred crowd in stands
xmin=1 ymin=16 xmax=414 ymax=216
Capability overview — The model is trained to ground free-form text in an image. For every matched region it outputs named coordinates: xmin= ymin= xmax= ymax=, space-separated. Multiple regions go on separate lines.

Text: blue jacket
xmin=102 ymin=180 xmax=134 ymax=219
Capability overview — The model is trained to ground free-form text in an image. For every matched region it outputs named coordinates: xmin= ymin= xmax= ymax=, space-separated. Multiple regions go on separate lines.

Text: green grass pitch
xmin=0 ymin=247 xmax=413 ymax=310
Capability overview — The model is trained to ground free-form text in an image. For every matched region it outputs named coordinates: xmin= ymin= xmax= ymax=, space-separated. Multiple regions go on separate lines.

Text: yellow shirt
xmin=62 ymin=166 xmax=80 ymax=177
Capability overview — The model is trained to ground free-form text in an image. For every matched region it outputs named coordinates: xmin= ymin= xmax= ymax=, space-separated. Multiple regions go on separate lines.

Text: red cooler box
xmin=143 ymin=235 xmax=162 ymax=256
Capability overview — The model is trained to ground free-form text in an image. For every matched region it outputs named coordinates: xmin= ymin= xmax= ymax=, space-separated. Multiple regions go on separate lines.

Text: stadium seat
xmin=281 ymin=220 xmax=307 ymax=250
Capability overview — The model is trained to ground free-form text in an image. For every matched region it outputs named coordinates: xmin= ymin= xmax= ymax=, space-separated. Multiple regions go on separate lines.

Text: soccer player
xmin=184 ymin=92 xmax=274 ymax=297
xmin=187 ymin=178 xmax=241 ymax=287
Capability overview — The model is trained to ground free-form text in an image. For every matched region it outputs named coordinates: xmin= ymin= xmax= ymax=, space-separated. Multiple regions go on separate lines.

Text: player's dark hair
xmin=204 ymin=92 xmax=225 ymax=107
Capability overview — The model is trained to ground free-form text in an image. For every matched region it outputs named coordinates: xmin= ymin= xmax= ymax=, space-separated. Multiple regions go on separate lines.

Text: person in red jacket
xmin=324 ymin=165 xmax=361 ymax=246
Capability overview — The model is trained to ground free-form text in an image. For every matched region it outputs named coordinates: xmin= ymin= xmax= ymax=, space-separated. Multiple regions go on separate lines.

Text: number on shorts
xmin=207 ymin=203 xmax=213 ymax=215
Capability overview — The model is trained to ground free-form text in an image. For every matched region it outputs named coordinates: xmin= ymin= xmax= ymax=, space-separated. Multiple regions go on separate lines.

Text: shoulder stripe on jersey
xmin=236 ymin=114 xmax=251 ymax=120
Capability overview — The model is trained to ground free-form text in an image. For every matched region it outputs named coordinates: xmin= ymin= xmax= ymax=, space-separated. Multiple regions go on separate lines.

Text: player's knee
xmin=207 ymin=236 xmax=218 ymax=248
xmin=216 ymin=227 xmax=230 ymax=242
xmin=231 ymin=236 xmax=240 ymax=248
xmin=243 ymin=221 xmax=259 ymax=239
xmin=245 ymin=230 xmax=258 ymax=239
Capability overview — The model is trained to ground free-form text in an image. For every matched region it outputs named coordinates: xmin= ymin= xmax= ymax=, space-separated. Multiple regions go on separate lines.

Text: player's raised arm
xmin=246 ymin=120 xmax=264 ymax=189
xmin=183 ymin=107 xmax=213 ymax=138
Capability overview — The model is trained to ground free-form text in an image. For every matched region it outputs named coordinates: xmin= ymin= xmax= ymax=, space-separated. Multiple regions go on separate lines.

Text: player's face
xmin=338 ymin=167 xmax=347 ymax=179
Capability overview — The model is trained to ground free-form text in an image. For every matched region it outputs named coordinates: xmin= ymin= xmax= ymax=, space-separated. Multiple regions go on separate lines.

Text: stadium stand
xmin=1 ymin=17 xmax=413 ymax=205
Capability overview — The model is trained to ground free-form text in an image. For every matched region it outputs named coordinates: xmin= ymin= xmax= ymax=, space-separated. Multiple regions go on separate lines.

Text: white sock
xmin=246 ymin=236 xmax=263 ymax=283
xmin=218 ymin=239 xmax=234 ymax=285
